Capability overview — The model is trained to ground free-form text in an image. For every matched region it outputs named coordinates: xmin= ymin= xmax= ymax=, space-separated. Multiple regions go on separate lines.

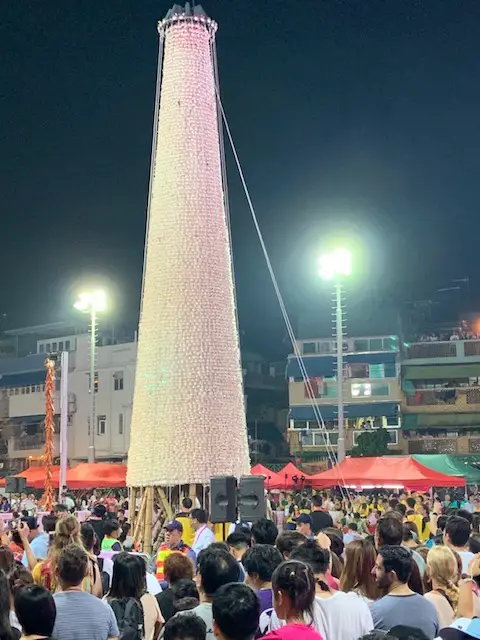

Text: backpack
xmin=109 ymin=597 xmax=144 ymax=640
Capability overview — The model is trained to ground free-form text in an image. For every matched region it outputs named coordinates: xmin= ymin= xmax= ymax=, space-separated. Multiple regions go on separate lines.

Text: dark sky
xmin=2 ymin=1 xmax=480 ymax=353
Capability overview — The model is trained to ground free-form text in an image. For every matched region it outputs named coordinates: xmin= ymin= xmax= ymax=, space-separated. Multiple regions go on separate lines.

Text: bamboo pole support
xmin=129 ymin=487 xmax=138 ymax=534
xmin=143 ymin=486 xmax=154 ymax=555
xmin=133 ymin=490 xmax=148 ymax=543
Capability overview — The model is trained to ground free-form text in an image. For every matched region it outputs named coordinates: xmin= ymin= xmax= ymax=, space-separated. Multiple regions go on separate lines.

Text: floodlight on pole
xmin=74 ymin=290 xmax=106 ymax=463
xmin=319 ymin=249 xmax=352 ymax=463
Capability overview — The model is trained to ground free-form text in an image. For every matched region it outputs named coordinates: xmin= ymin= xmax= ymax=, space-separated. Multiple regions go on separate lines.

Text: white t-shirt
xmin=458 ymin=550 xmax=475 ymax=574
xmin=314 ymin=591 xmax=374 ymax=640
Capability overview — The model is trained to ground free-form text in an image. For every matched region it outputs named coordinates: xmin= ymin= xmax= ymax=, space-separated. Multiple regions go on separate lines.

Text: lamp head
xmin=74 ymin=290 xmax=106 ymax=312
xmin=319 ymin=248 xmax=352 ymax=280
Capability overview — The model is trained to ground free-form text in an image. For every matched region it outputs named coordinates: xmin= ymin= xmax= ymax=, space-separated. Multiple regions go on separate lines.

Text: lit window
xmin=97 ymin=415 xmax=106 ymax=436
xmin=352 ymin=383 xmax=371 ymax=397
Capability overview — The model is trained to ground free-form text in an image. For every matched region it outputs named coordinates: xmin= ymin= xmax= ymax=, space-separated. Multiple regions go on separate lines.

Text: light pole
xmin=319 ymin=249 xmax=352 ymax=462
xmin=74 ymin=290 xmax=106 ymax=463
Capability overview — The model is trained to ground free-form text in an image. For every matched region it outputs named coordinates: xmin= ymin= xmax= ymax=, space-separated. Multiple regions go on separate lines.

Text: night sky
xmin=2 ymin=1 xmax=480 ymax=354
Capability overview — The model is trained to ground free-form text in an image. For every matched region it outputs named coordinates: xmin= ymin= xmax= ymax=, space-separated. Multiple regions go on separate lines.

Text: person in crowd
xmin=226 ymin=533 xmax=250 ymax=563
xmin=28 ymin=515 xmax=98 ymax=595
xmin=101 ymin=520 xmax=123 ymax=553
xmin=156 ymin=552 xmax=195 ymax=622
xmin=343 ymin=521 xmax=363 ymax=545
xmin=8 ymin=563 xmax=34 ymax=633
xmin=178 ymin=546 xmax=240 ymax=640
xmin=171 ymin=579 xmax=199 ymax=615
xmin=468 ymin=532 xmax=480 ymax=554
xmin=21 ymin=516 xmax=55 ymax=568
xmin=295 ymin=514 xmax=314 ymax=539
xmin=212 ymin=583 xmax=260 ymax=640
xmin=51 ymin=544 xmax=118 ymax=640
xmin=242 ymin=544 xmax=283 ymax=614
xmin=175 ymin=499 xmax=195 ymax=548
xmin=81 ymin=522 xmax=111 ymax=596
xmin=261 ymin=560 xmax=323 ymax=640
xmin=251 ymin=520 xmax=278 ymax=547
xmin=107 ymin=552 xmax=163 ymax=640
xmin=402 ymin=524 xmax=420 ymax=549
xmin=0 ymin=569 xmax=20 ymax=640
xmin=14 ymin=584 xmax=56 ymax=640
xmin=424 ymin=545 xmax=474 ymax=627
xmin=370 ymin=545 xmax=439 ymax=639
xmin=8 ymin=529 xmax=25 ymax=564
xmin=87 ymin=504 xmax=108 ymax=547
xmin=157 ymin=521 xmax=196 ymax=582
xmin=444 ymin=517 xmax=474 ymax=574
xmin=340 ymin=538 xmax=382 ymax=603
xmin=191 ymin=510 xmax=216 ymax=556
xmin=375 ymin=515 xmax=426 ymax=584
xmin=321 ymin=528 xmax=344 ymax=560
xmin=54 ymin=505 xmax=70 ymax=519
xmin=163 ymin=614 xmax=206 ymax=640
xmin=310 ymin=494 xmax=333 ymax=534
xmin=0 ymin=547 xmax=15 ymax=574
xmin=275 ymin=531 xmax=306 ymax=560
xmin=291 ymin=539 xmax=374 ymax=640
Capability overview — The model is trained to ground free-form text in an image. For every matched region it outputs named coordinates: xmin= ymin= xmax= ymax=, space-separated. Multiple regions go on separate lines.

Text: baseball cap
xmin=439 ymin=619 xmax=480 ymax=640
xmin=21 ymin=516 xmax=38 ymax=530
xmin=165 ymin=519 xmax=183 ymax=533
xmin=294 ymin=513 xmax=313 ymax=526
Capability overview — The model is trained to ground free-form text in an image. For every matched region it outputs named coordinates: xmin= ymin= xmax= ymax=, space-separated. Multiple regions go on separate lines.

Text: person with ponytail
xmin=262 ymin=560 xmax=323 ymax=640
xmin=290 ymin=539 xmax=373 ymax=640
xmin=425 ymin=546 xmax=474 ymax=627
xmin=31 ymin=516 xmax=94 ymax=594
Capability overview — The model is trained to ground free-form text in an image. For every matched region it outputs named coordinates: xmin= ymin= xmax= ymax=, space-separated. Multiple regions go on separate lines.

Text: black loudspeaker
xmin=238 ymin=475 xmax=266 ymax=522
xmin=210 ymin=476 xmax=237 ymax=523
xmin=5 ymin=477 xmax=27 ymax=493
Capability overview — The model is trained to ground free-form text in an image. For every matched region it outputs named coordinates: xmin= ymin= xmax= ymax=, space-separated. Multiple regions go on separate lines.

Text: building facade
xmin=402 ymin=338 xmax=480 ymax=456
xmin=287 ymin=335 xmax=405 ymax=465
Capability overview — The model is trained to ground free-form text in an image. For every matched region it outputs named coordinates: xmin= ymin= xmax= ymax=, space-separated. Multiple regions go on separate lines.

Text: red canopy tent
xmin=250 ymin=464 xmax=282 ymax=488
xmin=309 ymin=456 xmax=465 ymax=491
xmin=67 ymin=463 xmax=126 ymax=489
xmin=15 ymin=466 xmax=61 ymax=490
xmin=267 ymin=462 xmax=314 ymax=490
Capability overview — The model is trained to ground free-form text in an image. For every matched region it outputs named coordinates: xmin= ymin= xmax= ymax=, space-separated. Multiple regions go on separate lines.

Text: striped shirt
xmin=52 ymin=590 xmax=119 ymax=640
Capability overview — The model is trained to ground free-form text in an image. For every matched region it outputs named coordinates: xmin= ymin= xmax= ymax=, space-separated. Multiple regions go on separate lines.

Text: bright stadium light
xmin=319 ymin=248 xmax=352 ymax=280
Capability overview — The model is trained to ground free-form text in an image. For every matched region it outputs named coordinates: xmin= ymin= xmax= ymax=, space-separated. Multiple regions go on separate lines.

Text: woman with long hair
xmin=340 ymin=539 xmax=382 ymax=603
xmin=262 ymin=560 xmax=322 ymax=640
xmin=425 ymin=545 xmax=473 ymax=626
xmin=31 ymin=515 xmax=91 ymax=593
xmin=0 ymin=570 xmax=20 ymax=640
xmin=107 ymin=553 xmax=163 ymax=640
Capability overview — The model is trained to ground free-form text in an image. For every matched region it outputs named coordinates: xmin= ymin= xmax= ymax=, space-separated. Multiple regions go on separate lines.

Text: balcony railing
xmin=406 ymin=387 xmax=480 ymax=407
xmin=406 ymin=342 xmax=457 ymax=359
xmin=12 ymin=434 xmax=45 ymax=450
xmin=408 ymin=438 xmax=458 ymax=454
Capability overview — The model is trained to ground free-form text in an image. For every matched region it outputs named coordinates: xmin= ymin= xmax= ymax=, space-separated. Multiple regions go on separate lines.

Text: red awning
xmin=67 ymin=463 xmax=126 ymax=489
xmin=309 ymin=456 xmax=466 ymax=491
xmin=15 ymin=466 xmax=61 ymax=489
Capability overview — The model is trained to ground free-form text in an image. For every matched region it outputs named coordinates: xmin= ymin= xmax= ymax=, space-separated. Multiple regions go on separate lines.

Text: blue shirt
xmin=22 ymin=532 xmax=49 ymax=567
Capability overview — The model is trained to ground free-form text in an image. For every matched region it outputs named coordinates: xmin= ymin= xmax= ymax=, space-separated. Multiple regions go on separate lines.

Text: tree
xmin=350 ymin=428 xmax=391 ymax=457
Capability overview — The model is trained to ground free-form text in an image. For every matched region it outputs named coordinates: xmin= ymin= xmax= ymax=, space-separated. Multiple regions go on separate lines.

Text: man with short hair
xmin=250 ymin=519 xmax=278 ymax=546
xmin=444 ymin=515 xmax=474 ymax=573
xmin=226 ymin=532 xmax=250 ymax=562
xmin=375 ymin=514 xmax=426 ymax=579
xmin=164 ymin=614 xmax=207 ymax=640
xmin=191 ymin=509 xmax=216 ymax=556
xmin=275 ymin=530 xmax=306 ymax=560
xmin=310 ymin=494 xmax=333 ymax=534
xmin=242 ymin=544 xmax=282 ymax=614
xmin=213 ymin=583 xmax=260 ymax=640
xmin=176 ymin=498 xmax=195 ymax=547
xmin=179 ymin=546 xmax=240 ymax=640
xmin=370 ymin=545 xmax=438 ymax=639
xmin=295 ymin=513 xmax=314 ymax=539
xmin=156 ymin=520 xmax=196 ymax=581
xmin=51 ymin=544 xmax=119 ymax=640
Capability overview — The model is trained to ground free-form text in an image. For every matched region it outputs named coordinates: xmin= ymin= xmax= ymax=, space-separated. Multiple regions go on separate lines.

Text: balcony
xmin=289 ymin=379 xmax=403 ymax=406
xmin=404 ymin=340 xmax=480 ymax=364
xmin=404 ymin=387 xmax=480 ymax=413
xmin=9 ymin=433 xmax=59 ymax=458
xmin=407 ymin=435 xmax=480 ymax=455
xmin=296 ymin=336 xmax=399 ymax=357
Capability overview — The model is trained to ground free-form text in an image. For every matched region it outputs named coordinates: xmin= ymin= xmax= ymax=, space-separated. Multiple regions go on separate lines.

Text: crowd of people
xmin=0 ymin=488 xmax=480 ymax=640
